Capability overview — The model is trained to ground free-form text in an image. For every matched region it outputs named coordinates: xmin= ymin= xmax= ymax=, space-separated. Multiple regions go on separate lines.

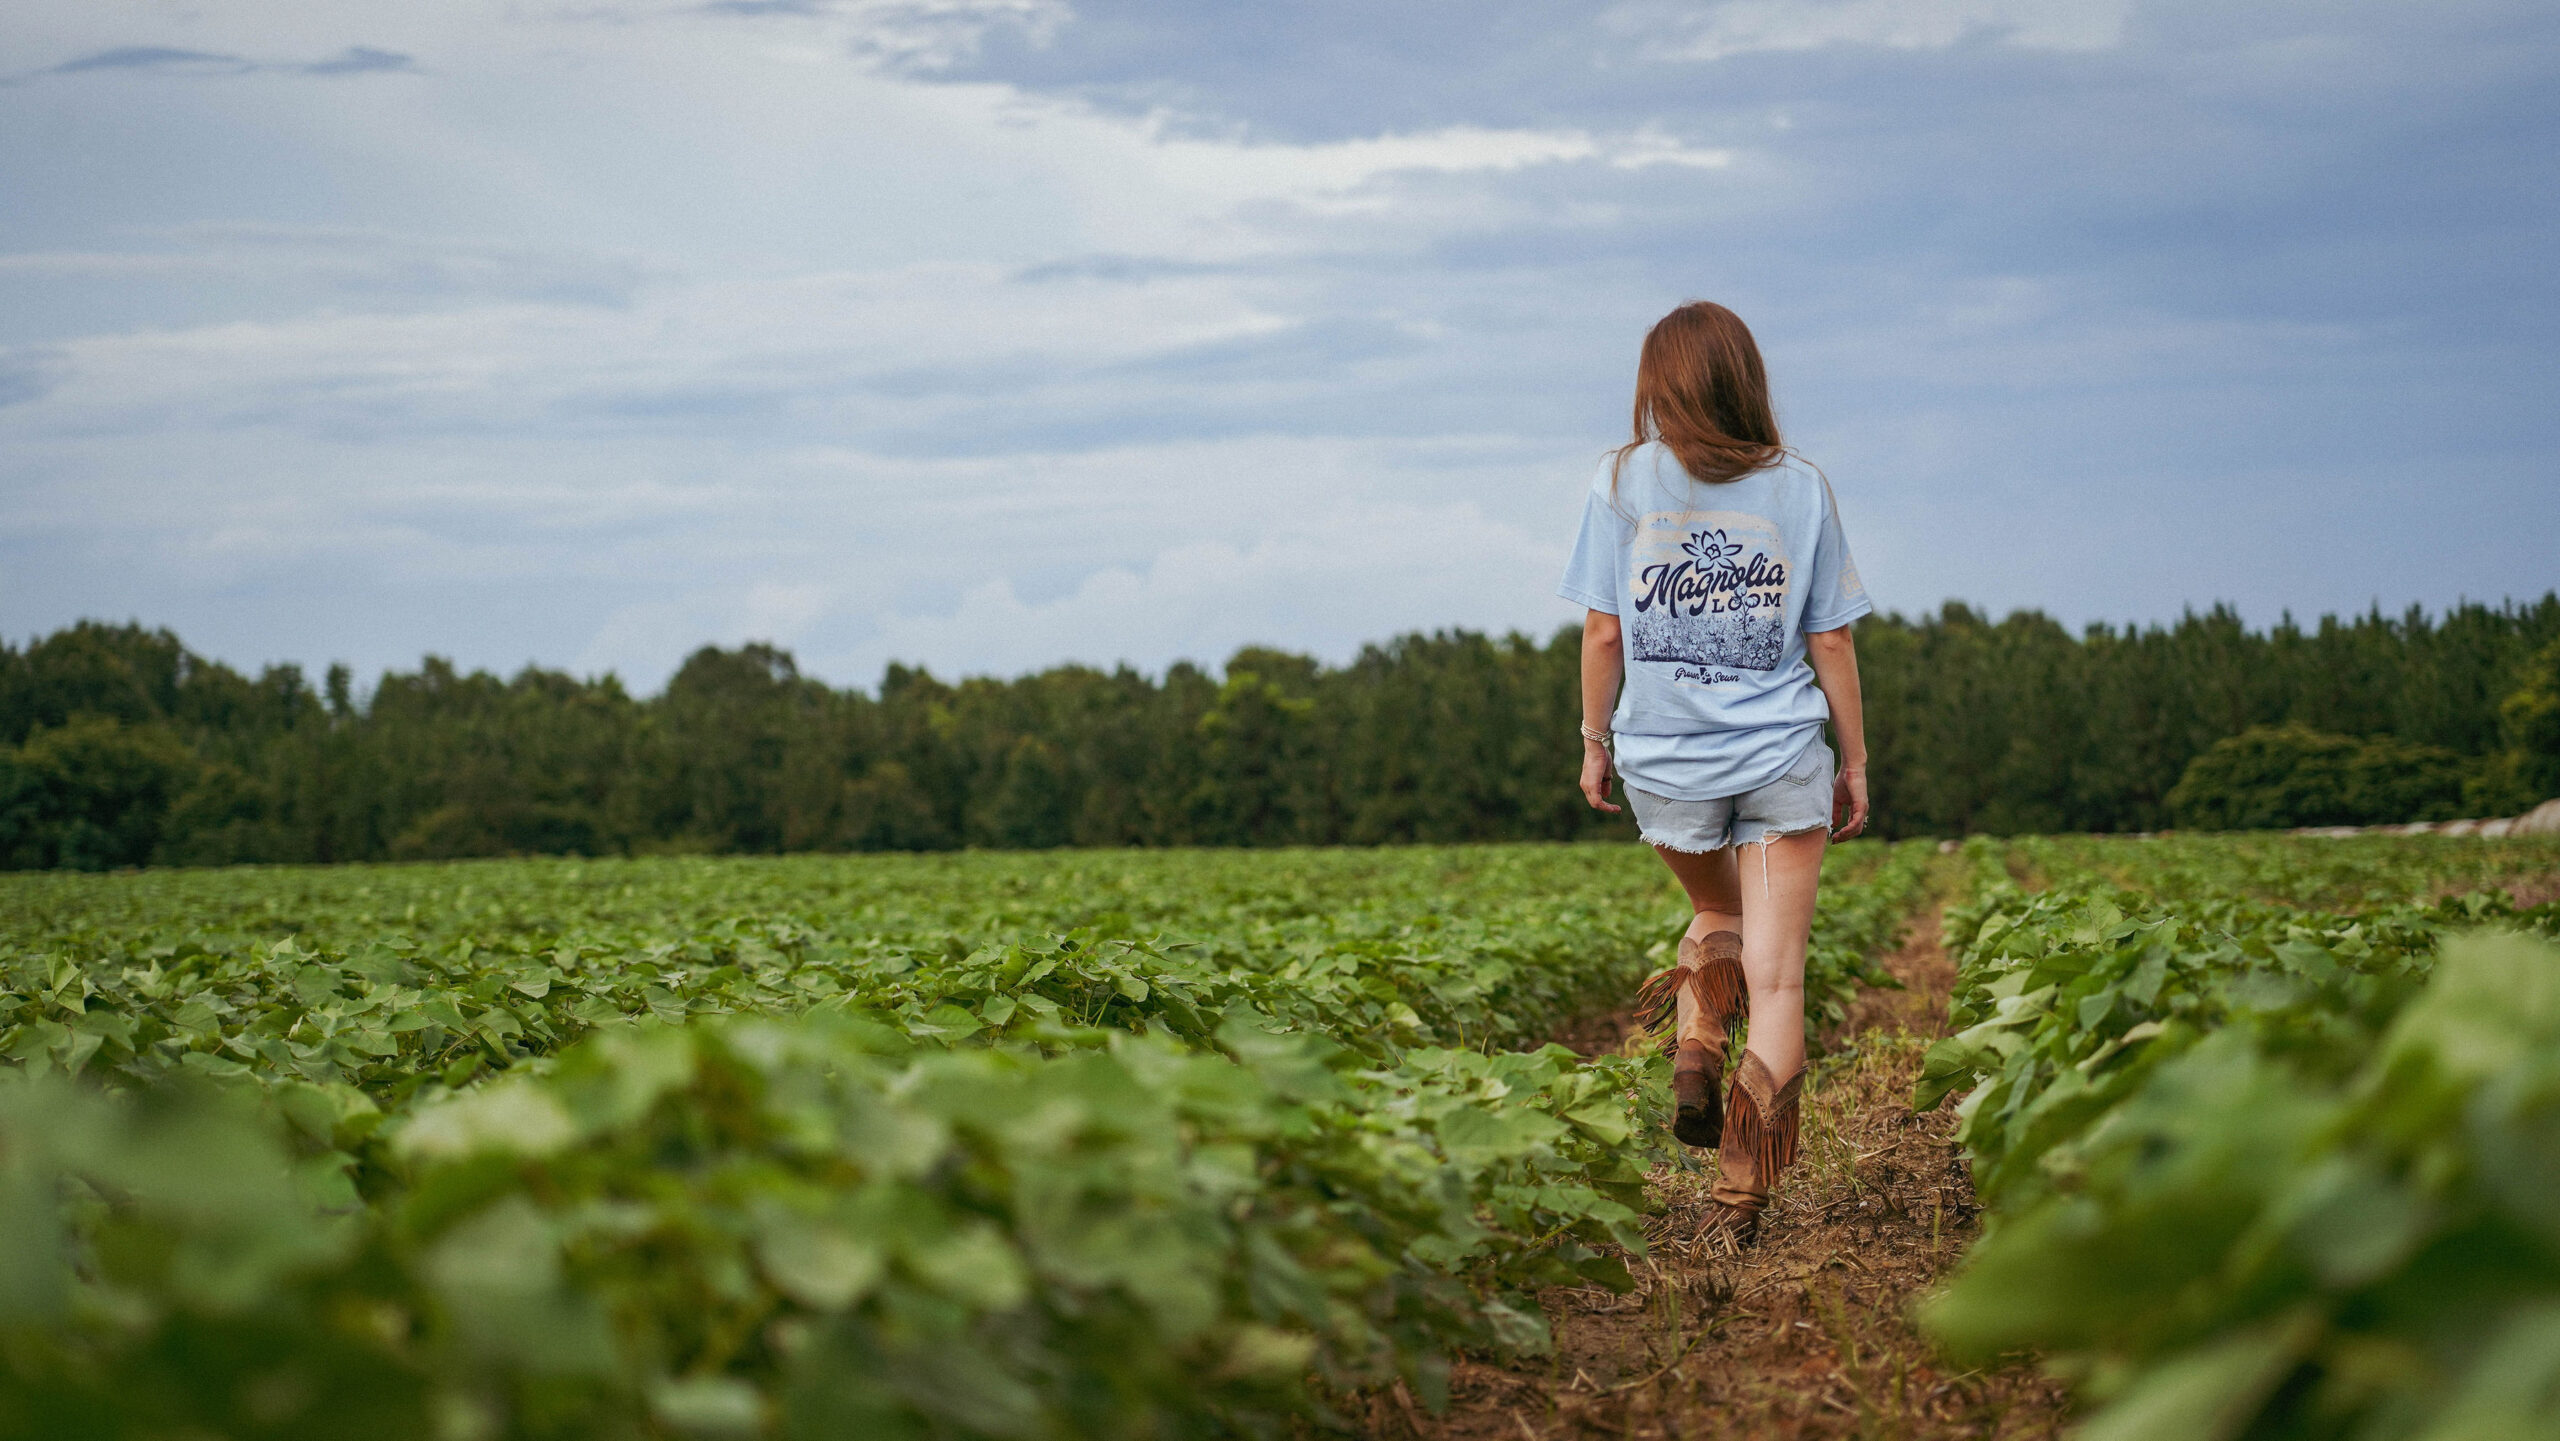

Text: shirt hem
xmin=1613 ymin=706 xmax=1831 ymax=735
xmin=1804 ymin=598 xmax=1875 ymax=632
xmin=1557 ymin=584 xmax=1618 ymax=614
xmin=1614 ymin=722 xmax=1826 ymax=802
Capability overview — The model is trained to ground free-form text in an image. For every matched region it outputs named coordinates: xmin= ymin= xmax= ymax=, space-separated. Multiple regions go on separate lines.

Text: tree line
xmin=4 ymin=596 xmax=2556 ymax=869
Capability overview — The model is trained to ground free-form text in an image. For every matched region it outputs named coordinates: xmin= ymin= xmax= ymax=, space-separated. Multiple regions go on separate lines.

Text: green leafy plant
xmin=0 ymin=841 xmax=1930 ymax=1437
xmin=1919 ymin=834 xmax=2560 ymax=1441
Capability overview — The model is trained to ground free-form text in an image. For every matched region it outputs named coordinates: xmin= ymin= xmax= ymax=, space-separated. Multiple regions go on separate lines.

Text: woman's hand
xmin=1580 ymin=739 xmax=1622 ymax=813
xmin=1578 ymin=613 xmax=1625 ymax=814
xmin=1806 ymin=626 xmax=1869 ymax=842
xmin=1832 ymin=766 xmax=1869 ymax=840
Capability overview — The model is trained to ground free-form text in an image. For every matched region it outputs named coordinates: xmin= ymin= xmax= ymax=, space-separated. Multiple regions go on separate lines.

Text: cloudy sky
xmin=3 ymin=1 xmax=2554 ymax=690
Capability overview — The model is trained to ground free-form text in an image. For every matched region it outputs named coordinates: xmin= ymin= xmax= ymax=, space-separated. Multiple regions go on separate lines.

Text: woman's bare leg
xmin=1650 ymin=844 xmax=1742 ymax=1044
xmin=1733 ymin=829 xmax=1828 ymax=1079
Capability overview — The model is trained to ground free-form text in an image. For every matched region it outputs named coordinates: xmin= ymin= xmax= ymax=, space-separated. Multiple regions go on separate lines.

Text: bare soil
xmin=1359 ymin=908 xmax=2068 ymax=1440
xmin=2504 ymin=875 xmax=2560 ymax=909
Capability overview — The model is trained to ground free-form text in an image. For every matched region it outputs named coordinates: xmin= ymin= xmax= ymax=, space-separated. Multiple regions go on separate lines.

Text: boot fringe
xmin=1636 ymin=930 xmax=1748 ymax=1057
xmin=1725 ymin=1070 xmax=1767 ymax=1171
xmin=1724 ymin=1058 xmax=1803 ymax=1177
xmin=1633 ymin=964 xmax=1685 ymax=1034
xmin=1698 ymin=953 xmax=1747 ymax=1024
xmin=1633 ymin=965 xmax=1686 ymax=1057
xmin=1762 ymin=1073 xmax=1801 ymax=1175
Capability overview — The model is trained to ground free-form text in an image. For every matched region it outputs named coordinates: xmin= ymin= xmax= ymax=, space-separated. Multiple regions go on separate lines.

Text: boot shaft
xmin=1709 ymin=1050 xmax=1803 ymax=1210
xmin=1638 ymin=928 xmax=1747 ymax=1056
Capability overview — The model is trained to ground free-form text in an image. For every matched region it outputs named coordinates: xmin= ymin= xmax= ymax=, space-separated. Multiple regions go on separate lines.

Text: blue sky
xmin=3 ymin=0 xmax=2554 ymax=690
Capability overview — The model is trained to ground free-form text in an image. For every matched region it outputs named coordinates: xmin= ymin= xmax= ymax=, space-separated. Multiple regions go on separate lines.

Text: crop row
xmin=2003 ymin=831 xmax=2560 ymax=910
xmin=1919 ymin=837 xmax=2560 ymax=1441
xmin=0 ymin=843 xmax=1919 ymax=1105
xmin=0 ymin=842 xmax=1930 ymax=1438
xmin=1 ymin=1011 xmax=1657 ymax=1439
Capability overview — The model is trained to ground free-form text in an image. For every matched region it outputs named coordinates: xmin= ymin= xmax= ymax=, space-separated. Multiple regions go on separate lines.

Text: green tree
xmin=2167 ymin=724 xmax=2466 ymax=830
xmin=1187 ymin=651 xmax=1324 ymax=846
xmin=2486 ymin=636 xmax=2560 ymax=809
xmin=6 ymin=592 xmax=2558 ymax=867
xmin=986 ymin=736 xmax=1075 ymax=849
xmin=0 ymin=716 xmax=205 ymax=869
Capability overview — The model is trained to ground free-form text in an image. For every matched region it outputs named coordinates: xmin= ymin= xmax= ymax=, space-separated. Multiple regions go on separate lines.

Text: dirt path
xmin=1369 ymin=904 xmax=2068 ymax=1440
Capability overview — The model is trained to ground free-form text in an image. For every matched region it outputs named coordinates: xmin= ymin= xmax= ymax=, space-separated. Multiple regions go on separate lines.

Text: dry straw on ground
xmin=1361 ymin=908 xmax=2068 ymax=1440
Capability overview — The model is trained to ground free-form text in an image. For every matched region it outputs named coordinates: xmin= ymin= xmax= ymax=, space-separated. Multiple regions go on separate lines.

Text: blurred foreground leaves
xmin=1923 ymin=838 xmax=2560 ymax=1441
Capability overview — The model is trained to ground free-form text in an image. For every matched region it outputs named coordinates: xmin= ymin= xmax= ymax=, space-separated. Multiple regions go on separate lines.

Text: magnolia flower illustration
xmin=1682 ymin=529 xmax=1743 ymax=564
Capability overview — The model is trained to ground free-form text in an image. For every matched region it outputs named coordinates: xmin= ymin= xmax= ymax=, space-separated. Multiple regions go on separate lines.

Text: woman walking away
xmin=1557 ymin=300 xmax=1873 ymax=1252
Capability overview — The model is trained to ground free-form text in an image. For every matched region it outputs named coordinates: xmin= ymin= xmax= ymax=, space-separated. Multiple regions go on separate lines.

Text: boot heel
xmin=1670 ymin=1039 xmax=1723 ymax=1146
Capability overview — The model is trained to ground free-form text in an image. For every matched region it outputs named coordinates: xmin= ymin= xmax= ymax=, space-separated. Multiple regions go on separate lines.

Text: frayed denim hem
xmin=1641 ymin=819 xmax=1830 ymax=903
xmin=1640 ymin=817 xmax=1827 ymax=855
xmin=1639 ymin=828 xmax=1729 ymax=856
xmin=1625 ymin=738 xmax=1834 ymax=870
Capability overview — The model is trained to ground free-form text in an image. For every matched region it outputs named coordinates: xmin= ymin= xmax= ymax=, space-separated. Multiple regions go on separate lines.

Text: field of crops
xmin=0 ymin=843 xmax=1926 ymax=1438
xmin=6 ymin=832 xmax=2558 ymax=1441
xmin=1919 ymin=832 xmax=2560 ymax=1441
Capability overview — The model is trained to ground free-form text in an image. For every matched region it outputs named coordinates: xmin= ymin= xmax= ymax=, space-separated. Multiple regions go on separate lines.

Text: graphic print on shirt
xmin=1624 ymin=510 xmax=1791 ymax=674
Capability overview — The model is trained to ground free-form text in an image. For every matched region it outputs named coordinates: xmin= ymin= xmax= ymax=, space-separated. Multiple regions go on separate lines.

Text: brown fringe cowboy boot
xmin=1700 ymin=1052 xmax=1803 ymax=1252
xmin=1632 ymin=930 xmax=1746 ymax=1147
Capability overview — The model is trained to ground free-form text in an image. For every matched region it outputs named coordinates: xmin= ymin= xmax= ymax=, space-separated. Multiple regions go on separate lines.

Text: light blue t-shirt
xmin=1557 ymin=443 xmax=1873 ymax=802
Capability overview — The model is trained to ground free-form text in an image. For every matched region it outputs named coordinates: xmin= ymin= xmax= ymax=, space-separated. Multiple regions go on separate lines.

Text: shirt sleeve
xmin=1556 ymin=467 xmax=1626 ymax=614
xmin=1801 ymin=479 xmax=1874 ymax=633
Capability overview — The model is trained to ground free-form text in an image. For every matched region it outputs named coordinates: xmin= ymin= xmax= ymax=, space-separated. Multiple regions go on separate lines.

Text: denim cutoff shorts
xmin=1625 ymin=738 xmax=1834 ymax=853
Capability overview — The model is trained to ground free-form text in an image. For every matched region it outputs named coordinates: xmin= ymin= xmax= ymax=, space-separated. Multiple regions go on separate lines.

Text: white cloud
xmin=5 ymin=259 xmax=1289 ymax=438
xmin=719 ymin=0 xmax=1074 ymax=74
xmin=8 ymin=1 xmax=1739 ymax=269
xmin=4 ymin=396 xmax=1596 ymax=685
xmin=1608 ymin=0 xmax=2131 ymax=62
xmin=5 ymin=0 xmax=2550 ymax=695
xmin=855 ymin=497 xmax=1576 ymax=679
xmin=1132 ymin=121 xmax=1731 ymax=206
xmin=0 ymin=227 xmax=651 ymax=306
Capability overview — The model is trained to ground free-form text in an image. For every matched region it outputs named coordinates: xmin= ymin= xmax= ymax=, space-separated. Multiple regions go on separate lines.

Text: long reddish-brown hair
xmin=1612 ymin=301 xmax=1784 ymax=489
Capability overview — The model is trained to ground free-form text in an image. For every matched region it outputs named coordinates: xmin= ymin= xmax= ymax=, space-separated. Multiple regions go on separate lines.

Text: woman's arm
xmin=1806 ymin=625 xmax=1870 ymax=839
xmin=1579 ymin=610 xmax=1624 ymax=813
